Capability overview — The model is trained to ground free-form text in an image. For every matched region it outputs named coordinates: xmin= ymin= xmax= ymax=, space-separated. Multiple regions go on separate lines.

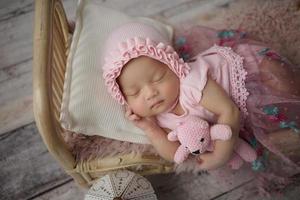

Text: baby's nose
xmin=145 ymin=85 xmax=158 ymax=100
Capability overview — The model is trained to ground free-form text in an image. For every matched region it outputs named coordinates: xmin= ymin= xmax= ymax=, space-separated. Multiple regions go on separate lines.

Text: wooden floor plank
xmin=0 ymin=94 xmax=34 ymax=137
xmin=0 ymin=59 xmax=33 ymax=135
xmin=0 ymin=11 xmax=33 ymax=70
xmin=214 ymin=174 xmax=300 ymax=200
xmin=0 ymin=58 xmax=31 ymax=84
xmin=0 ymin=0 xmax=77 ymax=70
xmin=98 ymin=0 xmax=196 ymax=16
xmin=0 ymin=0 xmax=33 ymax=22
xmin=148 ymin=167 xmax=255 ymax=200
xmin=0 ymin=123 xmax=70 ymax=200
xmin=34 ymin=167 xmax=255 ymax=200
xmin=26 ymin=171 xmax=300 ymax=200
xmin=162 ymin=0 xmax=234 ymax=28
xmin=0 ymin=61 xmax=32 ymax=104
xmin=0 ymin=0 xmax=77 ymax=135
xmin=31 ymin=180 xmax=86 ymax=200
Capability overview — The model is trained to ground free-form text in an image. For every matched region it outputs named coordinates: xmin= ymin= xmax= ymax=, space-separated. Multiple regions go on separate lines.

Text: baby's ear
xmin=167 ymin=130 xmax=178 ymax=141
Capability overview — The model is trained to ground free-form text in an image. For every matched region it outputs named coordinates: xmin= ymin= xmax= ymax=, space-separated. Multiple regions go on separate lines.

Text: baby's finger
xmin=125 ymin=105 xmax=132 ymax=112
xmin=125 ymin=109 xmax=132 ymax=117
xmin=196 ymin=157 xmax=203 ymax=165
xmin=197 ymin=153 xmax=222 ymax=170
xmin=196 ymin=157 xmax=210 ymax=170
xmin=129 ymin=114 xmax=140 ymax=121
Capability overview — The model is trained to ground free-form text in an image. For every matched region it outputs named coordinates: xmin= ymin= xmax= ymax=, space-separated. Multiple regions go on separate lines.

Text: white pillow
xmin=60 ymin=0 xmax=173 ymax=144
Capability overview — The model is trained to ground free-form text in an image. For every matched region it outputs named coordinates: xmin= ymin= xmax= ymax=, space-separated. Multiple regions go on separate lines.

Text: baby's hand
xmin=197 ymin=139 xmax=235 ymax=170
xmin=125 ymin=106 xmax=158 ymax=132
xmin=196 ymin=152 xmax=227 ymax=170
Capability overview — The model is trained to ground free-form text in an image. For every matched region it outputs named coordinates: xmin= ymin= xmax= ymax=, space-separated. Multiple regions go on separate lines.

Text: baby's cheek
xmin=130 ymin=99 xmax=149 ymax=116
xmin=165 ymin=79 xmax=179 ymax=98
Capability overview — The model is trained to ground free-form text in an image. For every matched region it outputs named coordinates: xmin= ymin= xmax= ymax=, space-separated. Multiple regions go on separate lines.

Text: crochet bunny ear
xmin=167 ymin=130 xmax=178 ymax=141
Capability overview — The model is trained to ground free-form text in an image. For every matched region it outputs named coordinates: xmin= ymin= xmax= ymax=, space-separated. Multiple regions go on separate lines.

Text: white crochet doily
xmin=84 ymin=170 xmax=157 ymax=200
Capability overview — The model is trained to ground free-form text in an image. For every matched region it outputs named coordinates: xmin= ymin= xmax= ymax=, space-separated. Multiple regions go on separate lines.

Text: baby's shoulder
xmin=188 ymin=45 xmax=232 ymax=76
xmin=193 ymin=45 xmax=225 ymax=60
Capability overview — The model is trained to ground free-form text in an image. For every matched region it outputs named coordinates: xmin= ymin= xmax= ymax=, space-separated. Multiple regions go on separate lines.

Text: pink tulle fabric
xmin=175 ymin=25 xmax=300 ymax=176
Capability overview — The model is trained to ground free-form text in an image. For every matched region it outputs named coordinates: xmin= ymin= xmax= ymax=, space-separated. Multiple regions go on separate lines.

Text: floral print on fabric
xmin=175 ymin=36 xmax=192 ymax=61
xmin=217 ymin=29 xmax=247 ymax=47
xmin=263 ymin=105 xmax=300 ymax=133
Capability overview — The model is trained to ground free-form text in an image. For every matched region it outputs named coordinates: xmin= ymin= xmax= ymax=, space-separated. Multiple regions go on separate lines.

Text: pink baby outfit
xmin=157 ymin=45 xmax=249 ymax=130
xmin=173 ymin=26 xmax=300 ymax=176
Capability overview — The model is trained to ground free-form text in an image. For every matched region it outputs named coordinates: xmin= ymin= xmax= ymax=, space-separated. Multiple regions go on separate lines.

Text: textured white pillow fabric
xmin=60 ymin=0 xmax=173 ymax=144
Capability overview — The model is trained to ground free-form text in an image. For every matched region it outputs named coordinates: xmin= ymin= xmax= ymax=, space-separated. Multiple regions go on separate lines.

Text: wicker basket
xmin=33 ymin=0 xmax=173 ymax=188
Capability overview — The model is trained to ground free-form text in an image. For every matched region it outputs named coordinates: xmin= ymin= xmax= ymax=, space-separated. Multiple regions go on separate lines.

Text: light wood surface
xmin=0 ymin=123 xmax=70 ymax=199
xmin=0 ymin=0 xmax=77 ymax=135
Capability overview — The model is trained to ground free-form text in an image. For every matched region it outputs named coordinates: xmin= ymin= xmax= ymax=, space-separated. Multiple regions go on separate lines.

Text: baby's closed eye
xmin=125 ymin=90 xmax=140 ymax=97
xmin=152 ymin=71 xmax=166 ymax=83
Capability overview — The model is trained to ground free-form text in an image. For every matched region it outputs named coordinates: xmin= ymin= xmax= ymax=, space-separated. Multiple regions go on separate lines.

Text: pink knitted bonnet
xmin=102 ymin=22 xmax=190 ymax=105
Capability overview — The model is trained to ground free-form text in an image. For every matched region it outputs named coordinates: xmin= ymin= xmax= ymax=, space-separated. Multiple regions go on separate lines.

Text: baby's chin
xmin=151 ymin=103 xmax=172 ymax=116
xmin=138 ymin=108 xmax=166 ymax=118
xmin=140 ymin=111 xmax=163 ymax=118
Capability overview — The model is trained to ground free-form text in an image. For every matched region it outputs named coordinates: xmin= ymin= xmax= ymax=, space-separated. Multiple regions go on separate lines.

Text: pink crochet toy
xmin=167 ymin=116 xmax=257 ymax=169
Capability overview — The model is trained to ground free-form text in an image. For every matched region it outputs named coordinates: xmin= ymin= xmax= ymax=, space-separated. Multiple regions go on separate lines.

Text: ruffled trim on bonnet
xmin=103 ymin=37 xmax=190 ymax=105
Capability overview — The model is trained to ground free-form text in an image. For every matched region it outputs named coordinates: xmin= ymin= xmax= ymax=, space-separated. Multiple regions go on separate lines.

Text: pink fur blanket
xmin=61 ymin=0 xmax=300 ymax=174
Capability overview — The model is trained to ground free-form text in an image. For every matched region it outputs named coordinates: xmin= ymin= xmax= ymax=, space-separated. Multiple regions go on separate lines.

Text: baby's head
xmin=117 ymin=56 xmax=179 ymax=117
xmin=102 ymin=22 xmax=190 ymax=117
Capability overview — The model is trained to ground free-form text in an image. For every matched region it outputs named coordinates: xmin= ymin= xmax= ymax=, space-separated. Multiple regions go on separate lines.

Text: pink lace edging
xmin=212 ymin=45 xmax=249 ymax=117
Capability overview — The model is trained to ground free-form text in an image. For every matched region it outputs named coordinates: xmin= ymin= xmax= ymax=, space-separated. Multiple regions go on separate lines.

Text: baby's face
xmin=117 ymin=56 xmax=180 ymax=117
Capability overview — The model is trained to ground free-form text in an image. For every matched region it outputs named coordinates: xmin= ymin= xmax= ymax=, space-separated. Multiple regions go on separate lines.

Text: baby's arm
xmin=198 ymin=76 xmax=240 ymax=170
xmin=146 ymin=126 xmax=180 ymax=162
xmin=125 ymin=108 xmax=179 ymax=162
